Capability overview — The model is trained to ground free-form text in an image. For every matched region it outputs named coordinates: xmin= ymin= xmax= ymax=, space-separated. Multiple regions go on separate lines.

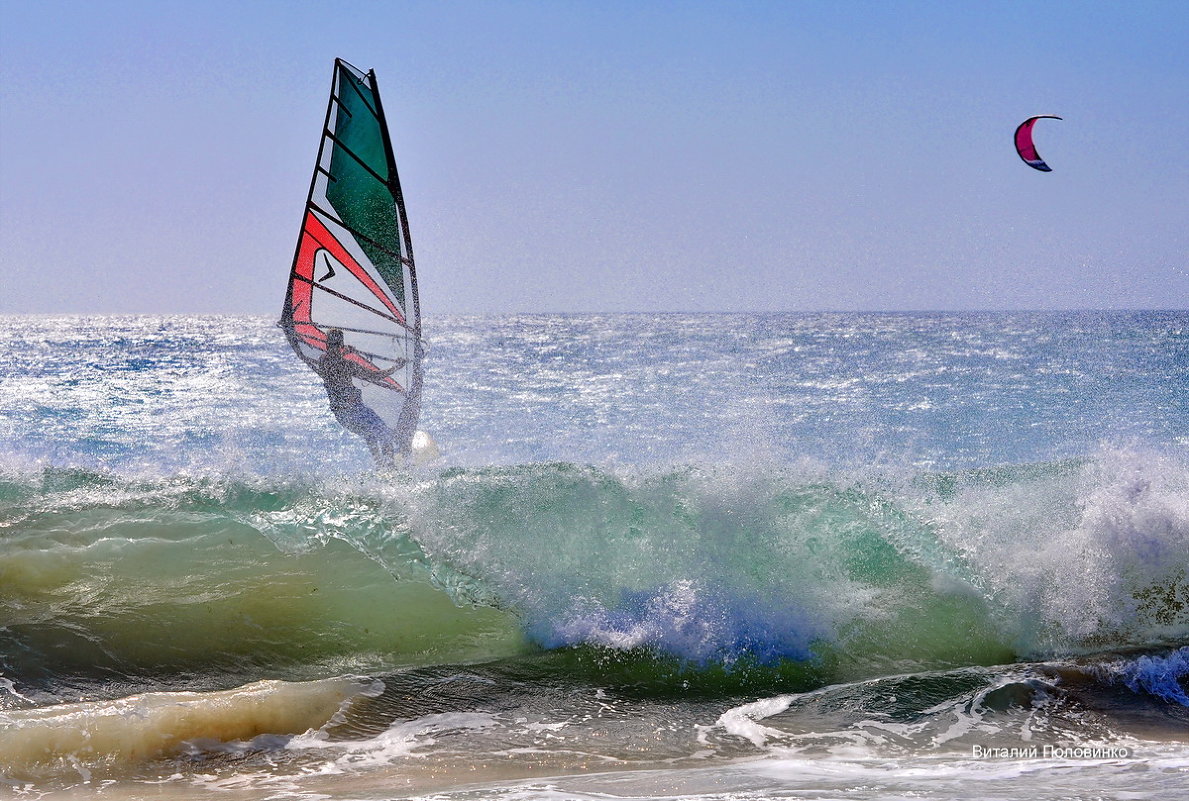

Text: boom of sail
xmin=280 ymin=59 xmax=422 ymax=452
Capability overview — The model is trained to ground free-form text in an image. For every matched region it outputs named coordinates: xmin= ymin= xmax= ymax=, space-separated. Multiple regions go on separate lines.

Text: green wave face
xmin=0 ymin=470 xmax=525 ymax=697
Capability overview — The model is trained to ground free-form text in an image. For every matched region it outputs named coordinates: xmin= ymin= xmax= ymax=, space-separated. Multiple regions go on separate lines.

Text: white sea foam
xmin=289 ymin=711 xmax=501 ymax=769
xmin=919 ymin=443 xmax=1189 ymax=655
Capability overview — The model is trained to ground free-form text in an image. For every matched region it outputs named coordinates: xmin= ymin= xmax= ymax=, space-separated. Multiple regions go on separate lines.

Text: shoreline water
xmin=2 ymin=312 xmax=1186 ymax=798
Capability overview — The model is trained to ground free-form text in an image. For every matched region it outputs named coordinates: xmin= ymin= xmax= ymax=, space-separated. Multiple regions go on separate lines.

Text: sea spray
xmin=913 ymin=445 xmax=1189 ymax=657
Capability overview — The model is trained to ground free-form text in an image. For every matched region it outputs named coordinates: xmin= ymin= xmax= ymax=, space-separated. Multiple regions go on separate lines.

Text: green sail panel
xmin=325 ymin=64 xmax=407 ymax=307
xmin=280 ymin=59 xmax=422 ymax=455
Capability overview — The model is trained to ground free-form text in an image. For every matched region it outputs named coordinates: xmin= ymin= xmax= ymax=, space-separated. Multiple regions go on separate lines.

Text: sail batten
xmin=280 ymin=59 xmax=423 ymax=455
xmin=322 ymin=130 xmax=392 ymax=188
xmin=307 ymin=202 xmax=407 ymax=265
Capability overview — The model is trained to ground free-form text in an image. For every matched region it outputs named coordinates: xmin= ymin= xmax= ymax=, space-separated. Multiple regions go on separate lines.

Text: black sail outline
xmin=280 ymin=59 xmax=422 ymax=454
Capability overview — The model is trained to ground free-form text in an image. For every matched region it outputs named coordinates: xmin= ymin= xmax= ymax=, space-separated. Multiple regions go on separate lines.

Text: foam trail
xmin=710 ymin=696 xmax=796 ymax=747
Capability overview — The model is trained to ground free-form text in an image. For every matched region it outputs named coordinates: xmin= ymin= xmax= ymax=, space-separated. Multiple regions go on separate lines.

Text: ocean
xmin=0 ymin=311 xmax=1186 ymax=800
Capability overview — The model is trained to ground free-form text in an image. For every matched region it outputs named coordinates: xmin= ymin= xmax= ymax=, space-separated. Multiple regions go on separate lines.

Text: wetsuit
xmin=316 ymin=349 xmax=390 ymax=443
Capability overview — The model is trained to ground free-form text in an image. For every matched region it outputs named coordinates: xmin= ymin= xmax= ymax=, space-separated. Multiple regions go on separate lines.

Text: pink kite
xmin=1014 ymin=115 xmax=1062 ymax=172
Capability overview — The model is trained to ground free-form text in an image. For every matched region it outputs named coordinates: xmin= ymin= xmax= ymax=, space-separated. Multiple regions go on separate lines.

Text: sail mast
xmin=368 ymin=67 xmax=421 ymax=336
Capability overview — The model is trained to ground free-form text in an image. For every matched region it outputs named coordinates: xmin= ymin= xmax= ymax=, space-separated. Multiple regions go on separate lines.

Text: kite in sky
xmin=1014 ymin=115 xmax=1062 ymax=172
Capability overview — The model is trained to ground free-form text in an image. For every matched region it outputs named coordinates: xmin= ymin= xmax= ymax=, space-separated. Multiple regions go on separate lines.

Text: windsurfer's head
xmin=326 ymin=328 xmax=345 ymax=351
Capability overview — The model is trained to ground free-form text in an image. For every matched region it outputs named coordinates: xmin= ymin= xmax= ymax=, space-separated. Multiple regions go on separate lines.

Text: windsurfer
xmin=316 ymin=328 xmax=399 ymax=466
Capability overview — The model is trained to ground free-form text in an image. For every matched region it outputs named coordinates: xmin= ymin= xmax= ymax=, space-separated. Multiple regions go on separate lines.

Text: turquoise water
xmin=1 ymin=312 xmax=1186 ymax=799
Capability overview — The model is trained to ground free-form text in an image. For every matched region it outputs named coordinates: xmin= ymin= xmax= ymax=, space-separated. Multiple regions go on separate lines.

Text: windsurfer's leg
xmin=366 ymin=435 xmax=395 ymax=468
xmin=337 ymin=403 xmax=396 ymax=466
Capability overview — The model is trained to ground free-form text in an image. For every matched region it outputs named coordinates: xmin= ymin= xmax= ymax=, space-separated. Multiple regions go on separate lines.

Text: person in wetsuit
xmin=316 ymin=328 xmax=399 ymax=466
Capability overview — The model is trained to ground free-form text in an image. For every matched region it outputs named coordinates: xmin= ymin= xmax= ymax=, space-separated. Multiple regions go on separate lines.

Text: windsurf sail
xmin=280 ymin=59 xmax=422 ymax=454
xmin=1014 ymin=115 xmax=1062 ymax=172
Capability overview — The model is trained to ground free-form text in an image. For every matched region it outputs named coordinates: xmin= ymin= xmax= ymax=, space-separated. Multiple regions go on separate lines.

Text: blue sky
xmin=1 ymin=0 xmax=1186 ymax=314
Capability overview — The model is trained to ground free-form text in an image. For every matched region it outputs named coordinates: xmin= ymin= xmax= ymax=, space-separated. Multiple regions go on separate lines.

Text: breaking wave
xmin=2 ymin=444 xmax=1186 ymax=697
